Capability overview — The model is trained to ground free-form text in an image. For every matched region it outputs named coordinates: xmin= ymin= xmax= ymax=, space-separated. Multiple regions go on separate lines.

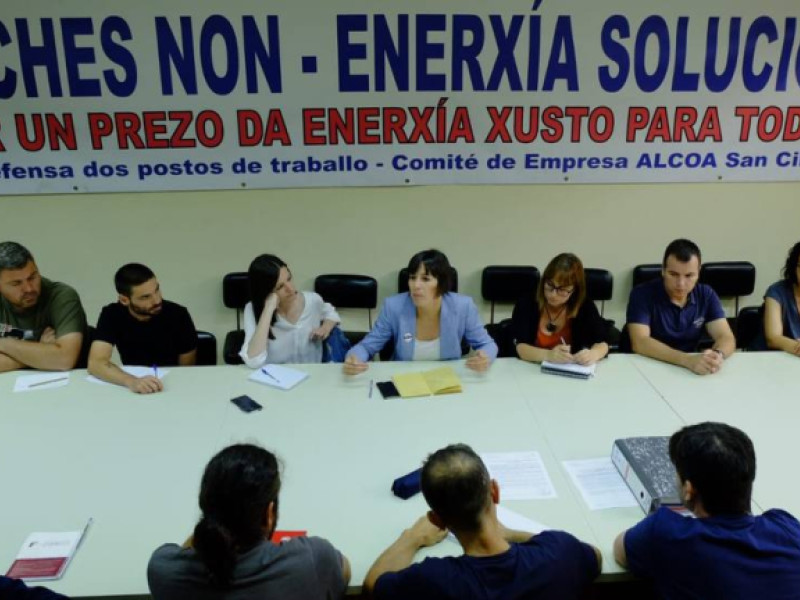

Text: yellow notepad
xmin=392 ymin=367 xmax=462 ymax=398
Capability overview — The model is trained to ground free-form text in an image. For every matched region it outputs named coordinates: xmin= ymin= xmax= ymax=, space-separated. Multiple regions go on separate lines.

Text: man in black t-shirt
xmin=88 ymin=263 xmax=197 ymax=394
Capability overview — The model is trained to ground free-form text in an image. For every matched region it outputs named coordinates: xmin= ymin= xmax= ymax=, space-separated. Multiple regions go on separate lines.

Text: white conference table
xmin=629 ymin=351 xmax=800 ymax=518
xmin=0 ymin=353 xmax=792 ymax=598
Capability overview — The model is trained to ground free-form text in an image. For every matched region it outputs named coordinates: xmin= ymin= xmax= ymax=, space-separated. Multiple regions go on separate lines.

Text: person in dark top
xmin=614 ymin=422 xmax=800 ymax=599
xmin=512 ymin=253 xmax=609 ymax=365
xmin=0 ymin=576 xmax=67 ymax=600
xmin=754 ymin=240 xmax=800 ymax=353
xmin=364 ymin=444 xmax=601 ymax=600
xmin=88 ymin=263 xmax=196 ymax=394
xmin=626 ymin=238 xmax=735 ymax=375
xmin=147 ymin=443 xmax=350 ymax=600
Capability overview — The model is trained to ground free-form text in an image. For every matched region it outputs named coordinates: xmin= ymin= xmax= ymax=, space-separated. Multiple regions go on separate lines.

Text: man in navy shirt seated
xmin=614 ymin=422 xmax=800 ymax=599
xmin=363 ymin=444 xmax=601 ymax=600
xmin=88 ymin=263 xmax=197 ymax=394
xmin=626 ymin=238 xmax=736 ymax=375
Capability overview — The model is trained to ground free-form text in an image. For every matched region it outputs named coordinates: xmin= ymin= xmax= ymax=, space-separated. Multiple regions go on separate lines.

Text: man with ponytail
xmin=147 ymin=444 xmax=350 ymax=599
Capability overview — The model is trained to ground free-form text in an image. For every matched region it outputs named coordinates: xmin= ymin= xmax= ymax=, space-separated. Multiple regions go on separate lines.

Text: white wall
xmin=3 ymin=180 xmax=798 ymax=359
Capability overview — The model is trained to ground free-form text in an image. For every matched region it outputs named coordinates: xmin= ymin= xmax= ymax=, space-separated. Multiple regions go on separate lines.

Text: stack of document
xmin=392 ymin=366 xmax=462 ymax=398
xmin=541 ymin=360 xmax=596 ymax=380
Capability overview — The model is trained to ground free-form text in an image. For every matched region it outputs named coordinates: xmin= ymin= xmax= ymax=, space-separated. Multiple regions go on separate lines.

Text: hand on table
xmin=547 ymin=344 xmax=573 ymax=364
xmin=342 ymin=354 xmax=368 ymax=375
xmin=465 ymin=350 xmax=490 ymax=372
xmin=572 ymin=349 xmax=595 ymax=366
xmin=792 ymin=339 xmax=800 ymax=356
xmin=128 ymin=376 xmax=164 ymax=394
xmin=686 ymin=350 xmax=724 ymax=375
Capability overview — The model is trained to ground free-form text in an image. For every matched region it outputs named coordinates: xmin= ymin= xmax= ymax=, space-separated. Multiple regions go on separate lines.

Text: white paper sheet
xmin=86 ymin=366 xmax=170 ymax=386
xmin=447 ymin=504 xmax=549 ymax=543
xmin=14 ymin=372 xmax=70 ymax=392
xmin=562 ymin=457 xmax=639 ymax=510
xmin=496 ymin=505 xmax=549 ymax=534
xmin=480 ymin=451 xmax=557 ymax=500
xmin=248 ymin=364 xmax=308 ymax=390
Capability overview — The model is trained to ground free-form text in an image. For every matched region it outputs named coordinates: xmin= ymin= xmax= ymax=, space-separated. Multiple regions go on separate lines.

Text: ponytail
xmin=193 ymin=516 xmax=237 ymax=587
xmin=192 ymin=444 xmax=282 ymax=589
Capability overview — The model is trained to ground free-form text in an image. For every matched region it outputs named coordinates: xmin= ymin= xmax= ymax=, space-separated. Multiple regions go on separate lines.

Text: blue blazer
xmin=349 ymin=292 xmax=498 ymax=362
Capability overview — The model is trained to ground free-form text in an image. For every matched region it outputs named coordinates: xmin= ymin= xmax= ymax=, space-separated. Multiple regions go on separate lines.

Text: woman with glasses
xmin=753 ymin=241 xmax=800 ymax=354
xmin=512 ymin=253 xmax=609 ymax=365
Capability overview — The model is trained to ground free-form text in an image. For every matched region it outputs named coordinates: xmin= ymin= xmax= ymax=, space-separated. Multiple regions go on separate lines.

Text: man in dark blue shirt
xmin=626 ymin=238 xmax=735 ymax=375
xmin=363 ymin=444 xmax=600 ymax=600
xmin=614 ymin=422 xmax=800 ymax=600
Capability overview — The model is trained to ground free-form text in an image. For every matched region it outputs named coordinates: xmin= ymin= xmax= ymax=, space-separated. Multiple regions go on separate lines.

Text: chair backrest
xmin=398 ymin=267 xmax=459 ymax=294
xmin=700 ymin=261 xmax=756 ymax=314
xmin=222 ymin=272 xmax=250 ymax=329
xmin=315 ymin=274 xmax=378 ymax=328
xmin=480 ymin=266 xmax=540 ymax=324
xmin=736 ymin=304 xmax=763 ymax=350
xmin=584 ymin=268 xmax=613 ymax=317
xmin=632 ymin=264 xmax=662 ymax=288
xmin=195 ymin=330 xmax=217 ymax=366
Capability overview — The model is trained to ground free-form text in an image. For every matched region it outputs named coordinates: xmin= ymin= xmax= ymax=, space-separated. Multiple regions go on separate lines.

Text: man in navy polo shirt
xmin=626 ymin=238 xmax=735 ymax=375
xmin=614 ymin=422 xmax=800 ymax=599
xmin=363 ymin=444 xmax=601 ymax=600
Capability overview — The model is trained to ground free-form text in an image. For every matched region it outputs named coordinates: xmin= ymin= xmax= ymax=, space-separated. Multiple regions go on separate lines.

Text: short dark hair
xmin=669 ymin=422 xmax=755 ymax=515
xmin=407 ymin=249 xmax=452 ymax=296
xmin=781 ymin=241 xmax=800 ymax=286
xmin=421 ymin=444 xmax=491 ymax=532
xmin=193 ymin=444 xmax=281 ymax=588
xmin=0 ymin=241 xmax=34 ymax=272
xmin=663 ymin=238 xmax=702 ymax=268
xmin=114 ymin=263 xmax=155 ymax=297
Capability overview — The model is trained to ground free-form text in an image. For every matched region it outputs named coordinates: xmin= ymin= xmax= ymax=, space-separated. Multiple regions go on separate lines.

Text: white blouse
xmin=412 ymin=337 xmax=441 ymax=361
xmin=239 ymin=292 xmax=340 ymax=367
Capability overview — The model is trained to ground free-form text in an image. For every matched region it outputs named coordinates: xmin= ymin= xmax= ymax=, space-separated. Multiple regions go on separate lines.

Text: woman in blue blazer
xmin=343 ymin=250 xmax=497 ymax=374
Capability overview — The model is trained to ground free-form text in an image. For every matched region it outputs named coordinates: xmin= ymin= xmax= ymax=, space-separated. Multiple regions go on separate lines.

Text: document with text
xmin=480 ymin=451 xmax=557 ymax=500
xmin=562 ymin=457 xmax=639 ymax=510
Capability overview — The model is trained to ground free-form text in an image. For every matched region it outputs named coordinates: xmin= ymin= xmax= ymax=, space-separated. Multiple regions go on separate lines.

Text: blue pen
xmin=153 ymin=365 xmax=159 ymax=378
xmin=261 ymin=367 xmax=280 ymax=384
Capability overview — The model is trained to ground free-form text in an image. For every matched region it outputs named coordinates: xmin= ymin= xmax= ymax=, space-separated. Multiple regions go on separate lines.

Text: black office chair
xmin=584 ymin=268 xmax=620 ymax=352
xmin=480 ymin=266 xmax=539 ymax=358
xmin=735 ymin=305 xmax=763 ymax=351
xmin=700 ymin=262 xmax=756 ymax=331
xmin=222 ymin=272 xmax=249 ymax=365
xmin=314 ymin=274 xmax=378 ymax=346
xmin=397 ymin=266 xmax=459 ymax=293
xmin=195 ymin=330 xmax=218 ymax=366
xmin=632 ymin=264 xmax=662 ymax=288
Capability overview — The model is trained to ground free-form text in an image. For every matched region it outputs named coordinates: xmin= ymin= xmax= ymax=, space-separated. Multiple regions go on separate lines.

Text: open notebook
xmin=392 ymin=366 xmax=462 ymax=398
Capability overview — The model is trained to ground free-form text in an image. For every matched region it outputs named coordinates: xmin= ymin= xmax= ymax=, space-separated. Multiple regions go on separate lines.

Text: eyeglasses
xmin=544 ymin=281 xmax=574 ymax=297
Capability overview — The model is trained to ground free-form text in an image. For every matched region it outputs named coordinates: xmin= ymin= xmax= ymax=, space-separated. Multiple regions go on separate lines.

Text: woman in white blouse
xmin=239 ymin=254 xmax=340 ymax=367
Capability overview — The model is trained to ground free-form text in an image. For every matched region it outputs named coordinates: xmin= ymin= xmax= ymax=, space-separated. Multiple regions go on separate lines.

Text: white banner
xmin=1 ymin=0 xmax=800 ymax=194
